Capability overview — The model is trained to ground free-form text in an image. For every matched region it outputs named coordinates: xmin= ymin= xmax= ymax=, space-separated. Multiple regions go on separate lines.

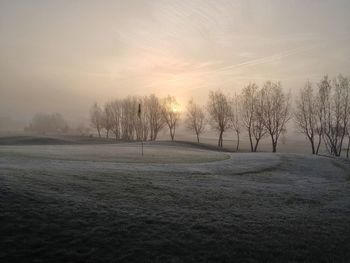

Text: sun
xmin=171 ymin=104 xmax=181 ymax=113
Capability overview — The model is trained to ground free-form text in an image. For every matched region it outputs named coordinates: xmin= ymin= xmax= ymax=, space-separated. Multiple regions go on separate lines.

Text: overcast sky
xmin=1 ymin=0 xmax=350 ymax=123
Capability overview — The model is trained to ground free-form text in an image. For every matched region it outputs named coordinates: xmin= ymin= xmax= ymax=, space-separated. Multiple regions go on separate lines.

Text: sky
xmin=0 ymin=0 xmax=350 ymax=125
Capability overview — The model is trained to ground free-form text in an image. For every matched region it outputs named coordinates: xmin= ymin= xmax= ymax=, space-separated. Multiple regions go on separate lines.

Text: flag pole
xmin=138 ymin=103 xmax=143 ymax=156
xmin=141 ymin=134 xmax=144 ymax=156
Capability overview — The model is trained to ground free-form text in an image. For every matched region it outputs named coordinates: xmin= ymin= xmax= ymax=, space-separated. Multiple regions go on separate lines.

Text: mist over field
xmin=1 ymin=1 xmax=350 ymax=262
xmin=1 ymin=0 xmax=350 ymax=124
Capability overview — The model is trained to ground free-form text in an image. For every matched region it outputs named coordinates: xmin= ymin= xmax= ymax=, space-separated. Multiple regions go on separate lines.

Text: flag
xmin=138 ymin=104 xmax=141 ymax=119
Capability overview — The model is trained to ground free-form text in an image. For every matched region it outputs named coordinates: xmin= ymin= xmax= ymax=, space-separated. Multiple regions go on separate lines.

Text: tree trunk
xmin=171 ymin=126 xmax=175 ymax=141
xmin=236 ymin=131 xmax=240 ymax=151
xmin=218 ymin=131 xmax=223 ymax=148
xmin=311 ymin=142 xmax=315 ymax=154
xmin=316 ymin=134 xmax=322 ymax=155
xmin=196 ymin=133 xmax=200 ymax=143
xmin=97 ymin=128 xmax=101 ymax=138
xmin=335 ymin=143 xmax=341 ymax=157
xmin=253 ymin=139 xmax=260 ymax=152
xmin=309 ymin=137 xmax=315 ymax=155
xmin=347 ymin=136 xmax=350 ymax=159
xmin=248 ymin=129 xmax=254 ymax=152
xmin=106 ymin=130 xmax=109 ymax=139
xmin=272 ymin=142 xmax=277 ymax=152
xmin=271 ymin=135 xmax=277 ymax=152
xmin=338 ymin=131 xmax=346 ymax=157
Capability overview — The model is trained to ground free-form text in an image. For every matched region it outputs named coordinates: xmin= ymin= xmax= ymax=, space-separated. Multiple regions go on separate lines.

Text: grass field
xmin=1 ymin=137 xmax=350 ymax=262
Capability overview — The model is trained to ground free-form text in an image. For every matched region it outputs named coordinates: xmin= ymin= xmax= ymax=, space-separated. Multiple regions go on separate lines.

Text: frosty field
xmin=1 ymin=140 xmax=350 ymax=262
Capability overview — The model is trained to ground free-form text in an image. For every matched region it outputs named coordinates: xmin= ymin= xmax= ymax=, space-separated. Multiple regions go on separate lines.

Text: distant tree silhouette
xmin=241 ymin=83 xmax=266 ymax=152
xmin=27 ymin=113 xmax=68 ymax=134
xmin=146 ymin=94 xmax=165 ymax=141
xmin=207 ymin=90 xmax=232 ymax=148
xmin=318 ymin=75 xmax=350 ymax=156
xmin=230 ymin=93 xmax=241 ymax=151
xmin=294 ymin=81 xmax=321 ymax=154
xmin=185 ymin=99 xmax=205 ymax=143
xmin=102 ymin=103 xmax=114 ymax=139
xmin=90 ymin=103 xmax=103 ymax=137
xmin=260 ymin=81 xmax=291 ymax=152
xmin=162 ymin=95 xmax=181 ymax=141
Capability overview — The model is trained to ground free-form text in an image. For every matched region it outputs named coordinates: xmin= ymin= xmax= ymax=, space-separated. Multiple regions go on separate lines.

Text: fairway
xmin=1 ymin=142 xmax=350 ymax=262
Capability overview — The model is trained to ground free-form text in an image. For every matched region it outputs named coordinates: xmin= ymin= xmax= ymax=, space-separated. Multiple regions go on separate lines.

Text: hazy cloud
xmin=0 ymin=0 xmax=349 ymax=123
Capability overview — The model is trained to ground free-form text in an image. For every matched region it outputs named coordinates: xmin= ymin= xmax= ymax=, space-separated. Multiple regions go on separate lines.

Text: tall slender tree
xmin=319 ymin=75 xmax=350 ymax=156
xmin=146 ymin=94 xmax=165 ymax=141
xmin=185 ymin=99 xmax=206 ymax=143
xmin=162 ymin=96 xmax=181 ymax=141
xmin=109 ymin=100 xmax=122 ymax=140
xmin=294 ymin=81 xmax=321 ymax=154
xmin=207 ymin=90 xmax=232 ymax=148
xmin=102 ymin=103 xmax=114 ymax=138
xmin=230 ymin=94 xmax=241 ymax=151
xmin=260 ymin=81 xmax=291 ymax=152
xmin=90 ymin=103 xmax=103 ymax=137
xmin=241 ymin=83 xmax=266 ymax=152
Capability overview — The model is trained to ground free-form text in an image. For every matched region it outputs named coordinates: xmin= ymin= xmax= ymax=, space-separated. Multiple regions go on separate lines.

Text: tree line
xmin=90 ymin=95 xmax=180 ymax=142
xmin=25 ymin=113 xmax=69 ymax=134
xmin=295 ymin=75 xmax=350 ymax=157
xmin=90 ymin=74 xmax=350 ymax=158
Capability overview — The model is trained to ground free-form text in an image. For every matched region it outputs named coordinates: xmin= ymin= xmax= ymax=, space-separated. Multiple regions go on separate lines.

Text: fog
xmin=1 ymin=0 xmax=350 ymax=129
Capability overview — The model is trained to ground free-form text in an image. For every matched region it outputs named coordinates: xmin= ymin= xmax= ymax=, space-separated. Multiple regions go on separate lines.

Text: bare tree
xmin=314 ymin=89 xmax=324 ymax=155
xmin=346 ymin=78 xmax=350 ymax=159
xmin=120 ymin=97 xmax=138 ymax=140
xmin=347 ymin=127 xmax=350 ymax=158
xmin=318 ymin=75 xmax=333 ymax=155
xmin=207 ymin=90 xmax=232 ymax=148
xmin=102 ymin=103 xmax=114 ymax=139
xmin=185 ymin=99 xmax=205 ymax=143
xmin=260 ymin=81 xmax=291 ymax=152
xmin=294 ymin=81 xmax=321 ymax=154
xmin=161 ymin=95 xmax=181 ymax=141
xmin=230 ymin=93 xmax=241 ymax=151
xmin=97 ymin=96 xmax=151 ymax=142
xmin=146 ymin=94 xmax=165 ymax=141
xmin=319 ymin=75 xmax=350 ymax=156
xmin=108 ymin=100 xmax=122 ymax=140
xmin=90 ymin=103 xmax=103 ymax=137
xmin=241 ymin=83 xmax=267 ymax=152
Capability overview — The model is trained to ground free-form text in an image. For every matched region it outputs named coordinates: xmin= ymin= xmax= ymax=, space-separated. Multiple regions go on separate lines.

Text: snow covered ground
xmin=1 ymin=141 xmax=350 ymax=262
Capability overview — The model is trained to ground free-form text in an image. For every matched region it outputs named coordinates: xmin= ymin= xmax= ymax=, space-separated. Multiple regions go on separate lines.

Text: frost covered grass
xmin=0 ymin=142 xmax=229 ymax=163
xmin=1 ymin=141 xmax=350 ymax=262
